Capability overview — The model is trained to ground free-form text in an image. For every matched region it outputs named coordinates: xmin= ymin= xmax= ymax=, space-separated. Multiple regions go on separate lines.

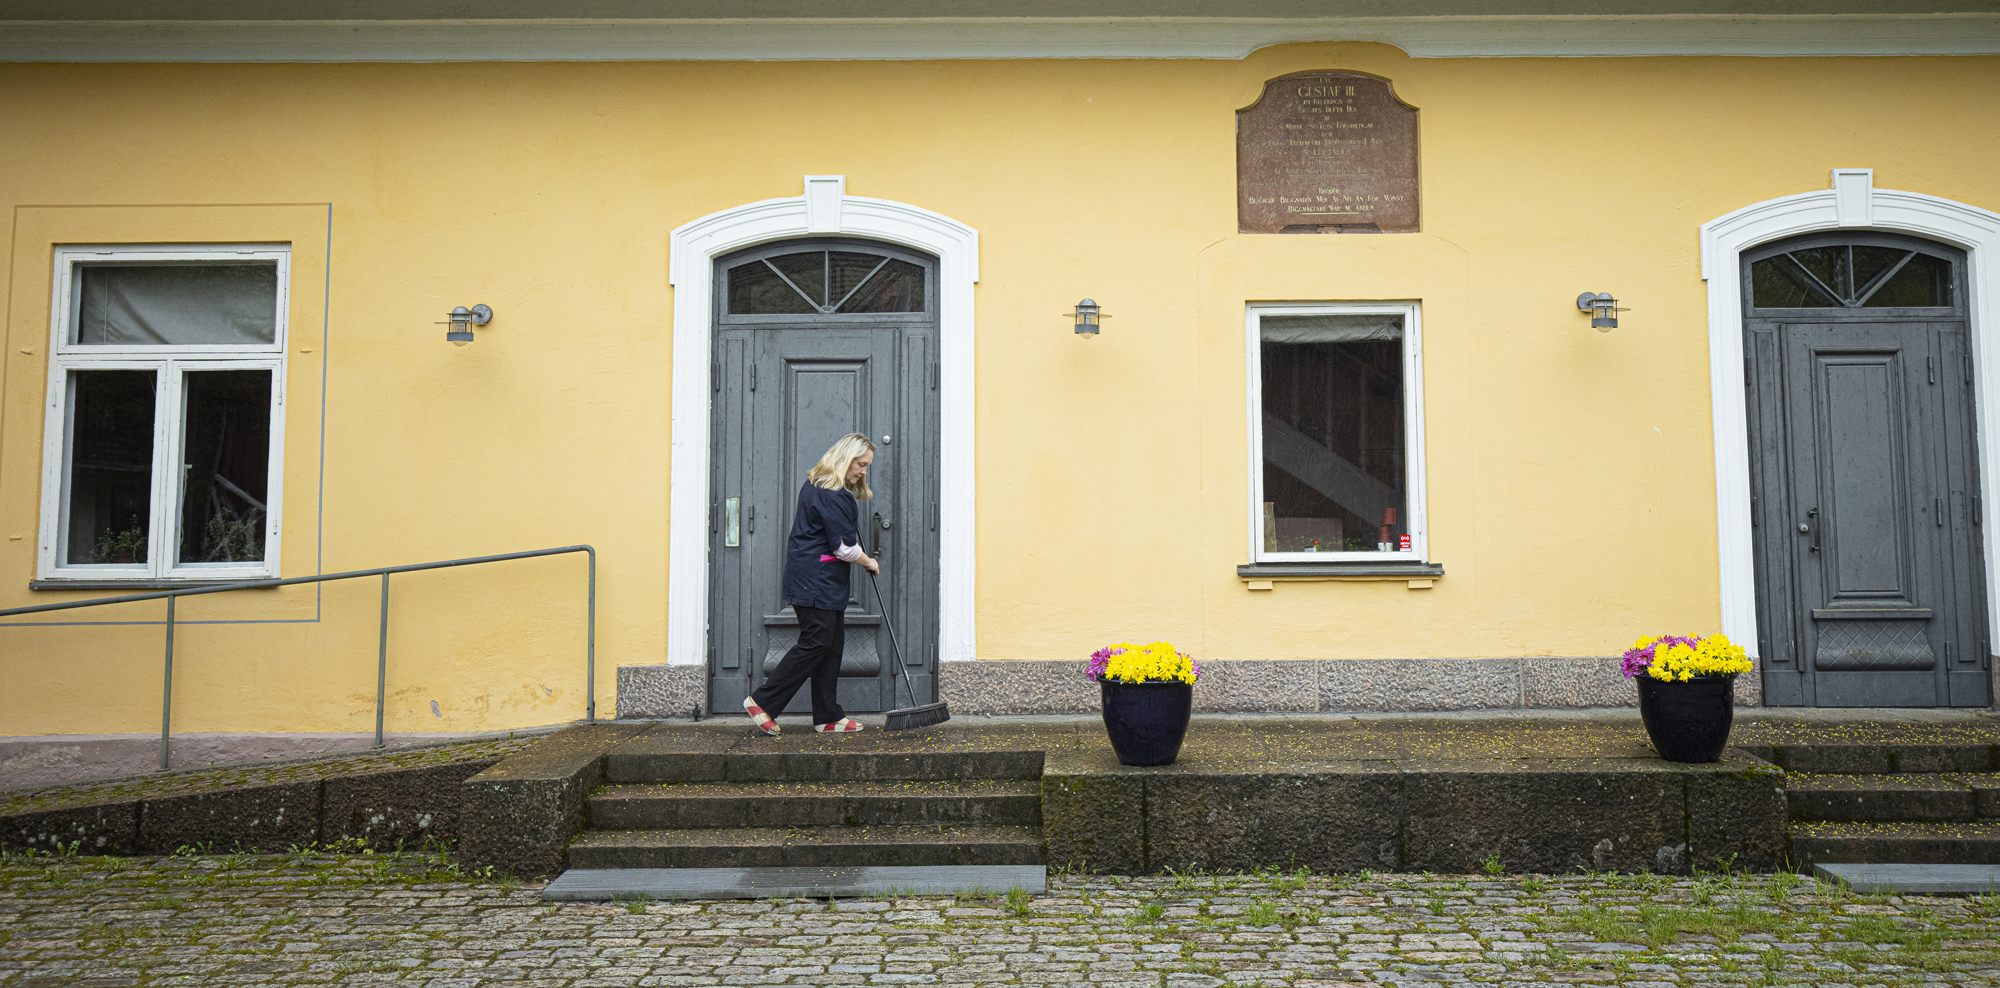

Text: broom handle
xmin=867 ymin=569 xmax=917 ymax=709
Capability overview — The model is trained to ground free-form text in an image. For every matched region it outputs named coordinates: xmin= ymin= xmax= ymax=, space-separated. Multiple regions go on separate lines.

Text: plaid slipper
xmin=743 ymin=696 xmax=780 ymax=735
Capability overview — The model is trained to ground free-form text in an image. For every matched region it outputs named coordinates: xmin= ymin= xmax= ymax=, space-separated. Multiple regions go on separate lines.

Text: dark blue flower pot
xmin=1636 ymin=674 xmax=1736 ymax=763
xmin=1100 ymin=679 xmax=1194 ymax=767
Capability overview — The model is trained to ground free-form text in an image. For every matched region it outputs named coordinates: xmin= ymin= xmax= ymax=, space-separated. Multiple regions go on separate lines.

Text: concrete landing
xmin=1814 ymin=862 xmax=2000 ymax=894
xmin=542 ymin=864 xmax=1046 ymax=900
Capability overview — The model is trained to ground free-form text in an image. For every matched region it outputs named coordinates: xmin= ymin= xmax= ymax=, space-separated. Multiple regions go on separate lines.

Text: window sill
xmin=1236 ymin=561 xmax=1444 ymax=585
xmin=30 ymin=578 xmax=275 ymax=591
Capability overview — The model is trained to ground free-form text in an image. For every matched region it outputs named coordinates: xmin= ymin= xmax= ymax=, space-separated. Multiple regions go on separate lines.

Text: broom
xmin=868 ymin=569 xmax=951 ymax=731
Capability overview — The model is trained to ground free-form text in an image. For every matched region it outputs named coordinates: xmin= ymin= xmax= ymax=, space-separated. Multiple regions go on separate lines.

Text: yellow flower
xmin=1101 ymin=640 xmax=1197 ymax=684
xmin=1639 ymin=632 xmax=1752 ymax=680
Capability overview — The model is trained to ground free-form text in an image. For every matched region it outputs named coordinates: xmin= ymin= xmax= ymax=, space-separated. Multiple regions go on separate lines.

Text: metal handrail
xmin=0 ymin=545 xmax=596 ymax=770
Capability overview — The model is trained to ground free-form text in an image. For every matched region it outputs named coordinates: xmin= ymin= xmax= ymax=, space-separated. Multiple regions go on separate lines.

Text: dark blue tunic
xmin=781 ymin=481 xmax=862 ymax=611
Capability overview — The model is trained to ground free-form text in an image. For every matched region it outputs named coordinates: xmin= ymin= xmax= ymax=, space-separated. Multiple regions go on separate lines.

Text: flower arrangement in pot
xmin=1621 ymin=634 xmax=1753 ymax=763
xmin=1089 ymin=642 xmax=1201 ymax=767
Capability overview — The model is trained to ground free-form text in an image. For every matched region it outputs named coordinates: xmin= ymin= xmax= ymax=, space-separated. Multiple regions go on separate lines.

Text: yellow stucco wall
xmin=2 ymin=44 xmax=1995 ymax=735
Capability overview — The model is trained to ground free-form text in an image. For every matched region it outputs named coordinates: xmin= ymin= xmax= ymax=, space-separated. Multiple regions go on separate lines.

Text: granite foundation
xmin=616 ymin=656 xmax=1764 ymax=718
xmin=614 ymin=665 xmax=708 ymax=719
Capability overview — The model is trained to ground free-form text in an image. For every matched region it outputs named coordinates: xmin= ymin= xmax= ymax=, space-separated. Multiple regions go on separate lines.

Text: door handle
xmin=748 ymin=505 xmax=755 ymax=534
xmin=1798 ymin=508 xmax=1819 ymax=553
xmin=872 ymin=512 xmax=890 ymax=556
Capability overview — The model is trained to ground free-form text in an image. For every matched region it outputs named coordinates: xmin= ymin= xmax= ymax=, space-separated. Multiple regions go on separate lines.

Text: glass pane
xmin=828 ymin=252 xmax=888 ymax=308
xmin=837 ymin=259 xmax=926 ymax=313
xmin=726 ymin=261 xmax=816 ymax=314
xmin=1852 ymin=246 xmax=1908 ymax=297
xmin=178 ymin=370 xmax=271 ymax=565
xmin=63 ymin=370 xmax=156 ymax=565
xmin=75 ymin=262 xmax=277 ymax=345
xmin=1788 ymin=247 xmax=1851 ymax=300
xmin=1862 ymin=252 xmax=1953 ymax=307
xmin=1751 ymin=257 xmax=1839 ymax=308
xmin=767 ymin=252 xmax=827 ymax=309
xmin=1259 ymin=317 xmax=1406 ymax=553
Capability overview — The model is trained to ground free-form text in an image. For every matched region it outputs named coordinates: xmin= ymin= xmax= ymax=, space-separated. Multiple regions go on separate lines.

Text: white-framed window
xmin=1246 ymin=301 xmax=1427 ymax=563
xmin=36 ymin=244 xmax=289 ymax=583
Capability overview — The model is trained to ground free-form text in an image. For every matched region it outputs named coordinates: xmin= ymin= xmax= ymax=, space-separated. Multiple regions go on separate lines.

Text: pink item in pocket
xmin=819 ymin=554 xmax=839 ymax=562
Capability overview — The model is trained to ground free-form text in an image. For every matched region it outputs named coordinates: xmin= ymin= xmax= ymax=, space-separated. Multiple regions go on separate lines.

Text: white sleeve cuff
xmin=834 ymin=540 xmax=864 ymax=562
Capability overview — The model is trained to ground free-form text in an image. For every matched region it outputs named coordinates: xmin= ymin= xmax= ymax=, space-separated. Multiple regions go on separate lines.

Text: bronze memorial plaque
xmin=1237 ymin=71 xmax=1419 ymax=234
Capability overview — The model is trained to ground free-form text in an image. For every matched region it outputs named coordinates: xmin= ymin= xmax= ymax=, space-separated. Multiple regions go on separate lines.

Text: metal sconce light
xmin=1071 ymin=298 xmax=1109 ymax=337
xmin=1576 ymin=292 xmax=1622 ymax=331
xmin=439 ymin=304 xmax=492 ymax=346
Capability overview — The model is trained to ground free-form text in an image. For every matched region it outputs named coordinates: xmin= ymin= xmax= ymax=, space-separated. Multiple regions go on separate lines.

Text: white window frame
xmin=1245 ymin=300 xmax=1428 ymax=563
xmin=37 ymin=244 xmax=289 ymax=583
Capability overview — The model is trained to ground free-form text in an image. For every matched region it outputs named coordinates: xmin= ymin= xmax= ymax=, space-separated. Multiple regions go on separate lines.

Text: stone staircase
xmin=543 ymin=743 xmax=1047 ymax=899
xmin=1769 ymin=740 xmax=2000 ymax=869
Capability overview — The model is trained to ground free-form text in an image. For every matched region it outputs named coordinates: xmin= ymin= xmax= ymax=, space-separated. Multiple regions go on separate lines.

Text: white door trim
xmin=666 ymin=176 xmax=979 ymax=668
xmin=1703 ymin=169 xmax=2000 ymax=659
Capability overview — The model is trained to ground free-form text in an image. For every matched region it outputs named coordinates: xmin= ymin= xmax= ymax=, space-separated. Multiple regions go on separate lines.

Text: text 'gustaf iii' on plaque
xmin=1237 ymin=71 xmax=1420 ymax=234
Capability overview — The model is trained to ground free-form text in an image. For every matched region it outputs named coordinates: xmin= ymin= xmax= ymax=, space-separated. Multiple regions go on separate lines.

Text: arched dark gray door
xmin=708 ymin=240 xmax=941 ymax=714
xmin=1743 ymin=232 xmax=1989 ymax=706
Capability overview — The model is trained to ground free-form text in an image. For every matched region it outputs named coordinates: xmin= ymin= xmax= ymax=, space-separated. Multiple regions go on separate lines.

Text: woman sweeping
xmin=743 ymin=433 xmax=879 ymax=735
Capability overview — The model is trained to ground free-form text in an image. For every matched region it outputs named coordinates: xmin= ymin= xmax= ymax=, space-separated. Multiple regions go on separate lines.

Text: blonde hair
xmin=807 ymin=433 xmax=876 ymax=500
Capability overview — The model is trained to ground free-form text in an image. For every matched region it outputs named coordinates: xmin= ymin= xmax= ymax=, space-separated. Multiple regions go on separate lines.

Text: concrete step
xmin=590 ymin=780 xmax=1042 ymax=830
xmin=604 ymin=748 xmax=1045 ymax=784
xmin=1737 ymin=740 xmax=1996 ymax=774
xmin=567 ymin=825 xmax=1044 ymax=869
xmin=1790 ymin=821 xmax=2000 ymax=868
xmin=1786 ymin=773 xmax=1977 ymax=822
xmin=1813 ymin=862 xmax=2000 ymax=894
xmin=543 ymin=864 xmax=1047 ymax=901
xmin=1950 ymin=773 xmax=2000 ymax=817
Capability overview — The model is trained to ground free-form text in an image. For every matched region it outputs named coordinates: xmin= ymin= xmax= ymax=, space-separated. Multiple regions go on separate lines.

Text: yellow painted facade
xmin=3 ymin=44 xmax=1997 ymax=736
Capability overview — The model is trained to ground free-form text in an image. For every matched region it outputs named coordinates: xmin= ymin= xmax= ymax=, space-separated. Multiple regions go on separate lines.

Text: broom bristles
xmin=883 ymin=700 xmax=951 ymax=731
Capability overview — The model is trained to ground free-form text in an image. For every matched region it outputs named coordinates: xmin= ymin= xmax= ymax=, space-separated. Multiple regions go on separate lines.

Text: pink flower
xmin=1622 ymin=635 xmax=1701 ymax=678
xmin=1087 ymin=646 xmax=1123 ymax=681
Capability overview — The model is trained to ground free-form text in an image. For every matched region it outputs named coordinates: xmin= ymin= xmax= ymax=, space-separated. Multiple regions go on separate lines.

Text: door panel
xmin=757 ymin=337 xmax=894 ymax=714
xmin=1813 ymin=619 xmax=1935 ymax=670
xmin=1744 ymin=233 xmax=1988 ymax=708
xmin=708 ymin=240 xmax=940 ymax=716
xmin=708 ymin=334 xmax=755 ymax=703
xmin=1936 ymin=327 xmax=1992 ymax=705
xmin=1817 ymin=357 xmax=1903 ymax=598
xmin=889 ymin=327 xmax=940 ymax=704
xmin=1796 ymin=343 xmax=1928 ymax=616
xmin=1783 ymin=324 xmax=1947 ymax=705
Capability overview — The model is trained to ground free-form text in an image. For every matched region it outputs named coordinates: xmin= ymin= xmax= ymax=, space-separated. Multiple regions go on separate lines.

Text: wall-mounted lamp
xmin=1071 ymin=298 xmax=1110 ymax=337
xmin=1576 ymin=292 xmax=1622 ymax=331
xmin=439 ymin=304 xmax=493 ymax=346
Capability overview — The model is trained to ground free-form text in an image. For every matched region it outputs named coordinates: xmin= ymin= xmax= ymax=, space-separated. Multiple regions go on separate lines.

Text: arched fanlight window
xmin=1750 ymin=241 xmax=1954 ymax=309
xmin=726 ymin=248 xmax=927 ymax=315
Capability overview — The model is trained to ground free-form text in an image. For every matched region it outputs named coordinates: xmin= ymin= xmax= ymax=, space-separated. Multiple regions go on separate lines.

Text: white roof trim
xmin=6 ymin=14 xmax=2000 ymax=61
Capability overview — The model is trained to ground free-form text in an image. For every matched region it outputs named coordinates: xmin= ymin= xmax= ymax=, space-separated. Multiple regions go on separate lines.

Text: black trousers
xmin=752 ymin=604 xmax=847 ymax=726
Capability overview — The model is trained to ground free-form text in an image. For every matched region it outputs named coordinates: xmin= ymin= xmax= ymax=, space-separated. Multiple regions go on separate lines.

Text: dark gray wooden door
xmin=708 ymin=240 xmax=940 ymax=714
xmin=1744 ymin=233 xmax=1989 ymax=707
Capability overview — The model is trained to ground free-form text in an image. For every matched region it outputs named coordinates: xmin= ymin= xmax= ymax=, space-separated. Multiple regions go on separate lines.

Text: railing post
xmin=160 ymin=595 xmax=175 ymax=772
xmin=376 ymin=572 xmax=389 ymax=748
xmin=586 ymin=547 xmax=597 ymax=723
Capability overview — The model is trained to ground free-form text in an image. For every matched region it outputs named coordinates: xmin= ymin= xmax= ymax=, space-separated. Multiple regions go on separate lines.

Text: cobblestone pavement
xmin=1 ymin=850 xmax=1998 ymax=987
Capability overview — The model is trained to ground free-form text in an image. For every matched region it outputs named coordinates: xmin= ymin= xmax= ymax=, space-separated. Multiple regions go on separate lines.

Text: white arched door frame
xmin=666 ymin=176 xmax=979 ymax=668
xmin=1705 ymin=168 xmax=2000 ymax=658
